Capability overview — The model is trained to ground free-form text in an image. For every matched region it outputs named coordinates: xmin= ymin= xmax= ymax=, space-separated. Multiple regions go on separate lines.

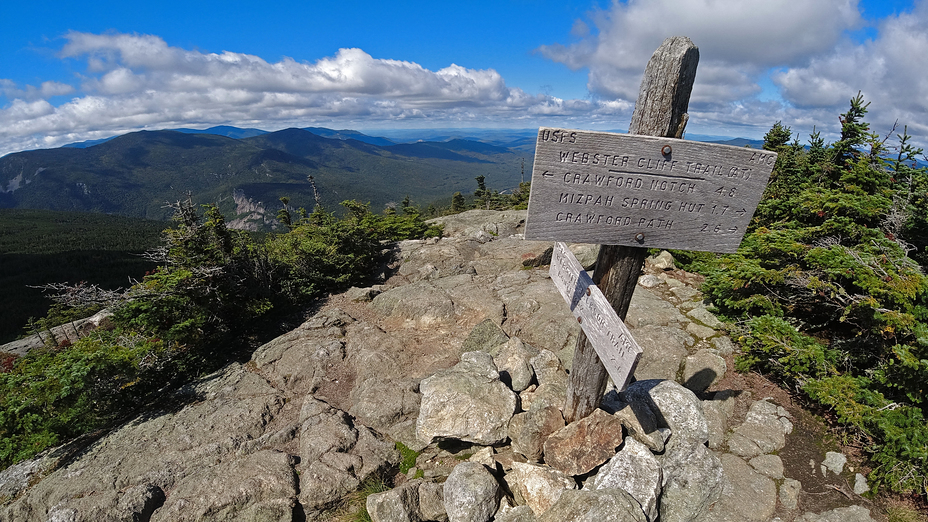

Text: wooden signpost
xmin=524 ymin=36 xmax=778 ymax=423
xmin=525 ymin=130 xmax=776 ymax=252
xmin=549 ymin=242 xmax=642 ymax=391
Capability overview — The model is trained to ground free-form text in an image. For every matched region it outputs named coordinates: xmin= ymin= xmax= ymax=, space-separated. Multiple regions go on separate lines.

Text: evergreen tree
xmin=451 ymin=192 xmax=466 ymax=213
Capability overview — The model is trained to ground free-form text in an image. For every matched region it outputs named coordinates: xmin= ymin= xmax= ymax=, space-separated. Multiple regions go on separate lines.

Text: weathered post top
xmin=629 ymin=35 xmax=699 ymax=138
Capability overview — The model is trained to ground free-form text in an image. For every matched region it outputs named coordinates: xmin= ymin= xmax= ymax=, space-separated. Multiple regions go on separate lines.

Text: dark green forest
xmin=0 ymin=209 xmax=167 ymax=344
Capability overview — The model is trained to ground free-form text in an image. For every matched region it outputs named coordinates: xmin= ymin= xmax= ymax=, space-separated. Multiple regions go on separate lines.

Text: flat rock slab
xmin=626 ymin=288 xmax=688 ymax=327
xmin=795 ymin=505 xmax=877 ymax=522
xmin=152 ymin=449 xmax=297 ymax=522
xmin=543 ymin=409 xmax=625 ymax=476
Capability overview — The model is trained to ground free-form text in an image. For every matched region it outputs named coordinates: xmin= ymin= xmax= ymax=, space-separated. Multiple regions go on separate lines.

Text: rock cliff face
xmin=0 ymin=210 xmax=877 ymax=521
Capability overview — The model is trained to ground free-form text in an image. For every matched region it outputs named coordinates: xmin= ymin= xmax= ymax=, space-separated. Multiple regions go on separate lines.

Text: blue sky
xmin=1 ymin=0 xmax=926 ymax=156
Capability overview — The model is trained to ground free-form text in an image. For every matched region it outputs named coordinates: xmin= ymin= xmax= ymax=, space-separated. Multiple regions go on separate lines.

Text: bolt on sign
xmin=550 ymin=242 xmax=642 ymax=390
xmin=524 ymin=128 xmax=777 ymax=252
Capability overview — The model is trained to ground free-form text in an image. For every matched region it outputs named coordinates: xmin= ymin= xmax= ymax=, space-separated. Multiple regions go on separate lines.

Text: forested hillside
xmin=0 ymin=209 xmax=166 ymax=344
xmin=0 ymin=128 xmax=526 ymax=227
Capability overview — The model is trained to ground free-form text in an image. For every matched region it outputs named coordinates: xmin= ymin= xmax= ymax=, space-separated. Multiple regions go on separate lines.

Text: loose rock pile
xmin=0 ymin=209 xmax=879 ymax=521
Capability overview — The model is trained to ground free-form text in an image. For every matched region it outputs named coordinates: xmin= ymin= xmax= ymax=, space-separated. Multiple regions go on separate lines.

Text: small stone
xmin=649 ymin=250 xmax=676 ymax=270
xmin=779 ymin=478 xmax=801 ymax=510
xmin=682 ymin=349 xmax=727 ymax=393
xmin=660 ymin=444 xmax=725 ymax=522
xmin=443 ymin=462 xmax=501 ymax=522
xmin=638 ymin=274 xmax=663 ymax=288
xmin=727 ymin=399 xmax=791 ymax=458
xmin=569 ymin=243 xmax=599 ymax=270
xmin=346 ymin=286 xmax=382 ymax=302
xmin=417 ymin=351 xmax=517 ymax=445
xmin=537 ymin=488 xmax=646 ymax=522
xmin=712 ymin=336 xmax=736 ymax=356
xmin=748 ymin=454 xmax=784 ymax=479
xmin=494 ymin=337 xmax=537 ymax=392
xmin=522 ymin=247 xmax=553 ymax=267
xmin=461 ymin=319 xmax=510 ymax=355
xmin=685 ymin=322 xmax=717 ymax=339
xmin=367 ymin=480 xmax=421 ymax=522
xmin=609 ymin=398 xmax=665 ymax=452
xmin=495 ymin=505 xmax=537 ymax=522
xmin=509 ymin=406 xmax=565 ymax=462
xmin=822 ymin=451 xmax=847 ymax=475
xmin=469 ymin=446 xmax=496 ymax=468
xmin=520 ymin=381 xmax=567 ymax=412
xmin=509 ymin=462 xmax=576 ymax=516
xmin=591 ymin=438 xmax=662 ymax=521
xmin=530 ymin=350 xmax=566 ymax=386
xmin=687 ymin=306 xmax=724 ymax=329
xmin=671 ymin=285 xmax=700 ymax=301
xmin=621 ymin=379 xmax=709 ymax=450
xmin=854 ymin=473 xmax=869 ymax=495
xmin=704 ymin=453 xmax=776 ymax=522
xmin=795 ymin=505 xmax=877 ymax=522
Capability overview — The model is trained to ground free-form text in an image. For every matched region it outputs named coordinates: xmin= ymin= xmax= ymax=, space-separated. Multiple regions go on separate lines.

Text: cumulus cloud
xmin=1 ymin=31 xmax=601 ymax=156
xmin=538 ymin=0 xmax=928 ymax=144
xmin=4 ymin=2 xmax=928 ymax=158
xmin=538 ymin=0 xmax=860 ymax=100
xmin=0 ymin=80 xmax=74 ymax=101
xmin=774 ymin=1 xmax=928 ymax=138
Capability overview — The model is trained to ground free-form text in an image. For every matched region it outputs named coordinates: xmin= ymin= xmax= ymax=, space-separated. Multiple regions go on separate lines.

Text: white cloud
xmin=4 ymin=2 xmax=928 ymax=159
xmin=1 ymin=32 xmax=602 ymax=156
xmin=773 ymin=1 xmax=928 ymax=138
xmin=538 ymin=0 xmax=861 ymax=101
xmin=537 ymin=0 xmax=928 ymax=146
xmin=0 ymin=80 xmax=74 ymax=101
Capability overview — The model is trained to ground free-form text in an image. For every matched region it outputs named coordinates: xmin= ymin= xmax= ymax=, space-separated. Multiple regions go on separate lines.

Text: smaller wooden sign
xmin=550 ymin=242 xmax=642 ymax=390
xmin=525 ymin=128 xmax=777 ymax=253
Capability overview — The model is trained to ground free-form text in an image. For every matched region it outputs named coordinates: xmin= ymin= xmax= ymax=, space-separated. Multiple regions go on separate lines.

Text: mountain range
xmin=1 ymin=127 xmax=529 ymax=229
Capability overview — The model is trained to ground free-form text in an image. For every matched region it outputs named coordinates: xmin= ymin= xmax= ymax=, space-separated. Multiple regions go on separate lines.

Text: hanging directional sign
xmin=549 ymin=242 xmax=642 ymax=390
xmin=525 ymin=128 xmax=777 ymax=253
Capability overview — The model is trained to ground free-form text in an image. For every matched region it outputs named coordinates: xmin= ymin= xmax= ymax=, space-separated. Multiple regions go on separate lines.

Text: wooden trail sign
xmin=530 ymin=36 xmax=776 ymax=423
xmin=525 ymin=130 xmax=776 ymax=252
xmin=550 ymin=242 xmax=642 ymax=390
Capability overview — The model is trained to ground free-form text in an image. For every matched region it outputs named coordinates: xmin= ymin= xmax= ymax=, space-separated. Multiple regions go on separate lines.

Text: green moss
xmin=395 ymin=441 xmax=420 ymax=475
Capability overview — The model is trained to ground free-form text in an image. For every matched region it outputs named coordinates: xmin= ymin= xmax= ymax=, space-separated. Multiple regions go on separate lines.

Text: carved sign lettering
xmin=525 ymin=128 xmax=776 ymax=252
xmin=550 ymin=242 xmax=642 ymax=390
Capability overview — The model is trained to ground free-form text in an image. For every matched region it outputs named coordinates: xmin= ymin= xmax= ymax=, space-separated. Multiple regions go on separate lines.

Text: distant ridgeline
xmin=0 ymin=127 xmax=527 ymax=230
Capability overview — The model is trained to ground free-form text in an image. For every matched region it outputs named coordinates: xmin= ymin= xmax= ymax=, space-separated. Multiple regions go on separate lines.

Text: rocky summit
xmin=0 ymin=209 xmax=879 ymax=521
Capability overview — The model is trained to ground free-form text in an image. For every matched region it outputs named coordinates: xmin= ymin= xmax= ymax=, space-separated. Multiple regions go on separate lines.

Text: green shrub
xmin=0 ymin=197 xmax=442 ymax=468
xmin=703 ymin=96 xmax=928 ymax=496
